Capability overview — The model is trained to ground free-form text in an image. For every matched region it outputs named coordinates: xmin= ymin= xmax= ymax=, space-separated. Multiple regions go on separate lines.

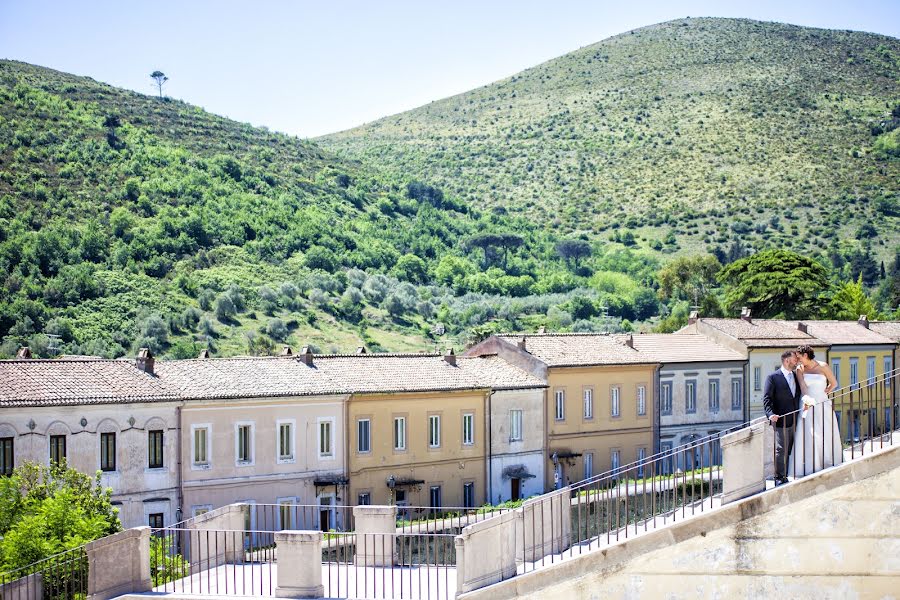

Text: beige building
xmin=155 ymin=351 xmax=349 ymax=530
xmin=0 ymin=353 xmax=181 ymax=529
xmin=466 ymin=334 xmax=658 ymax=491
xmin=313 ymin=351 xmax=546 ymax=510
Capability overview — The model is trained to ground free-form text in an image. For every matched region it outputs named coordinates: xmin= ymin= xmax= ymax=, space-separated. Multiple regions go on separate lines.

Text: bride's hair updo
xmin=796 ymin=344 xmax=815 ymax=360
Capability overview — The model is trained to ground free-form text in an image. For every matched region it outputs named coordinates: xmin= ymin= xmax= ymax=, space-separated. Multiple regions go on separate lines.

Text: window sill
xmin=191 ymin=463 xmax=211 ymax=471
xmin=277 ymin=457 xmax=296 ymax=464
xmin=235 ymin=460 xmax=254 ymax=468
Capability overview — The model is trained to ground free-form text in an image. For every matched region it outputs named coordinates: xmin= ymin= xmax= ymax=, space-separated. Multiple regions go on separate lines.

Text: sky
xmin=1 ymin=1 xmax=899 ymax=138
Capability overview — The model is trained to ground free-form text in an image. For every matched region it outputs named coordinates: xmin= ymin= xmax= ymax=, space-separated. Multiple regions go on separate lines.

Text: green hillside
xmin=320 ymin=18 xmax=900 ymax=259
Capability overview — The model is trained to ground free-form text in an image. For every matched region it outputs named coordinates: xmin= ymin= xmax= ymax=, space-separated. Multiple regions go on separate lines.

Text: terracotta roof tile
xmin=496 ymin=333 xmax=655 ymax=367
xmin=630 ymin=333 xmax=745 ymax=363
xmin=773 ymin=320 xmax=895 ymax=346
xmin=867 ymin=321 xmax=900 ymax=342
xmin=692 ymin=318 xmax=827 ymax=348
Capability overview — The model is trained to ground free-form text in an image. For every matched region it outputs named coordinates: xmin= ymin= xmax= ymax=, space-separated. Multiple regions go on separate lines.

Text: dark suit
xmin=763 ymin=368 xmax=801 ymax=480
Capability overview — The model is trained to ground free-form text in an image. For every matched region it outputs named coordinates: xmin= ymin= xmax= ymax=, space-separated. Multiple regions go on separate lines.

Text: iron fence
xmin=0 ymin=545 xmax=87 ymax=600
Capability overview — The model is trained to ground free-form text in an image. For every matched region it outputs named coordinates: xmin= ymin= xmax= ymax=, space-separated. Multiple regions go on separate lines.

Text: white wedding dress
xmin=789 ymin=368 xmax=843 ymax=477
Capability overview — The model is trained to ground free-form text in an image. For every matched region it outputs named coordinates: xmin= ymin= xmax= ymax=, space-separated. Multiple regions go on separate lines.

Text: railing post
xmin=274 ymin=531 xmax=323 ymax=598
xmin=84 ymin=527 xmax=152 ymax=600
xmin=352 ymin=505 xmax=397 ymax=566
xmin=518 ymin=486 xmax=571 ymax=564
xmin=721 ymin=417 xmax=767 ymax=504
xmin=455 ymin=510 xmax=518 ymax=593
xmin=186 ymin=503 xmax=247 ymax=567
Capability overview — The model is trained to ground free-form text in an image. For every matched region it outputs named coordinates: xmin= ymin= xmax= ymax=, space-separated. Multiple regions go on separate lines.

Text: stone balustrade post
xmin=274 ymin=531 xmax=323 ymax=599
xmin=518 ymin=487 xmax=571 ymax=565
xmin=721 ymin=417 xmax=767 ymax=503
xmin=84 ymin=527 xmax=152 ymax=600
xmin=352 ymin=505 xmax=397 ymax=567
xmin=455 ymin=510 xmax=518 ymax=593
xmin=0 ymin=573 xmax=42 ymax=600
xmin=186 ymin=503 xmax=247 ymax=569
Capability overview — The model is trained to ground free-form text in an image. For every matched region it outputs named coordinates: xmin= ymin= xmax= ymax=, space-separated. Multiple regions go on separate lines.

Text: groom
xmin=763 ymin=350 xmax=801 ymax=485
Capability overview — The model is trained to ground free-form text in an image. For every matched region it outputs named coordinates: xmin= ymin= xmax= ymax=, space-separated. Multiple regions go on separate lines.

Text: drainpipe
xmin=654 ymin=365 xmax=663 ymax=455
xmin=487 ymin=390 xmax=494 ymax=506
xmin=176 ymin=403 xmax=184 ymax=524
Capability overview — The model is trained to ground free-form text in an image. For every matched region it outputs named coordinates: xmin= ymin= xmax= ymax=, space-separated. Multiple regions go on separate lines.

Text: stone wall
xmin=460 ymin=443 xmax=900 ymax=600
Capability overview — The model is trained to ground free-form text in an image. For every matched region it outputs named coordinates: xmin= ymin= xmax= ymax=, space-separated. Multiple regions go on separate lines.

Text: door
xmin=318 ymin=495 xmax=334 ymax=532
xmin=511 ymin=478 xmax=521 ymax=502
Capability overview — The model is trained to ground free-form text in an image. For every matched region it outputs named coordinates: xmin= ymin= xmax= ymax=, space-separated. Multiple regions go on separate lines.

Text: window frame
xmin=637 ymin=385 xmax=646 ymax=416
xmin=357 ymin=418 xmax=372 ymax=454
xmin=428 ymin=414 xmax=441 ymax=449
xmin=867 ymin=356 xmax=877 ymax=385
xmin=753 ymin=366 xmax=762 ymax=391
xmin=49 ymin=434 xmax=66 ymax=465
xmin=685 ymin=380 xmax=697 ymax=414
xmin=462 ymin=481 xmax=475 ymax=509
xmin=100 ymin=432 xmax=116 ymax=472
xmin=148 ymin=429 xmax=164 ymax=469
xmin=849 ymin=357 xmax=859 ymax=390
xmin=357 ymin=492 xmax=372 ymax=506
xmin=393 ymin=416 xmax=407 ymax=451
xmin=148 ymin=513 xmax=164 ymax=530
xmin=234 ymin=421 xmax=255 ymax=466
xmin=832 ymin=358 xmax=841 ymax=388
xmin=660 ymin=381 xmax=673 ymax=415
xmin=554 ymin=389 xmax=565 ymax=421
xmin=0 ymin=436 xmax=13 ymax=476
xmin=429 ymin=485 xmax=442 ymax=511
xmin=276 ymin=419 xmax=296 ymax=464
xmin=191 ymin=424 xmax=211 ymax=469
xmin=583 ymin=387 xmax=594 ymax=420
xmin=583 ymin=451 xmax=593 ymax=480
xmin=610 ymin=386 xmax=621 ymax=418
xmin=731 ymin=377 xmax=743 ymax=411
xmin=708 ymin=379 xmax=720 ymax=413
xmin=885 ymin=356 xmax=892 ymax=388
xmin=462 ymin=412 xmax=474 ymax=446
xmin=317 ymin=417 xmax=335 ymax=460
xmin=509 ymin=409 xmax=523 ymax=442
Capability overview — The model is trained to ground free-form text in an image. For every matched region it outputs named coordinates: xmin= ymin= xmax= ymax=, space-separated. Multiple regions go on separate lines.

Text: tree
xmin=150 ymin=71 xmax=168 ymax=99
xmin=555 ymin=239 xmax=592 ymax=270
xmin=657 ymin=254 xmax=722 ymax=305
xmin=0 ymin=462 xmax=121 ymax=572
xmin=717 ymin=249 xmax=829 ymax=318
xmin=826 ymin=276 xmax=879 ymax=320
xmin=465 ymin=233 xmax=524 ymax=269
xmin=392 ymin=254 xmax=428 ymax=284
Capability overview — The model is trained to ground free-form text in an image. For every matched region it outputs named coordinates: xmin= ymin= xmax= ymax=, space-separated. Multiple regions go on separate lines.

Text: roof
xmin=869 ymin=321 xmax=900 ymax=342
xmin=690 ymin=318 xmax=827 ymax=348
xmin=496 ymin=333 xmax=656 ymax=367
xmin=154 ymin=356 xmax=346 ymax=399
xmin=630 ymin=333 xmax=745 ymax=363
xmin=0 ymin=359 xmax=178 ymax=407
xmin=311 ymin=353 xmax=546 ymax=394
xmin=774 ymin=320 xmax=895 ymax=346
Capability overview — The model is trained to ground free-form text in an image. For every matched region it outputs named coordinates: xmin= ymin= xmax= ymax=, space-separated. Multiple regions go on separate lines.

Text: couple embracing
xmin=763 ymin=345 xmax=843 ymax=485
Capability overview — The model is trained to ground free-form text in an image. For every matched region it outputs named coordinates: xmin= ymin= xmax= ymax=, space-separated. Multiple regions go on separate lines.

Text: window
xmin=50 ymin=435 xmax=66 ymax=464
xmin=709 ymin=380 xmax=720 ymax=413
xmin=462 ymin=413 xmax=474 ymax=446
xmin=463 ymin=482 xmax=475 ymax=508
xmin=731 ymin=378 xmax=743 ymax=410
xmin=685 ymin=381 xmax=697 ymax=413
xmin=236 ymin=423 xmax=253 ymax=464
xmin=850 ymin=358 xmax=859 ymax=390
xmin=0 ymin=437 xmax=13 ymax=476
xmin=753 ymin=366 xmax=762 ymax=391
xmin=611 ymin=387 xmax=620 ymax=418
xmin=357 ymin=419 xmax=371 ymax=454
xmin=279 ymin=499 xmax=294 ymax=529
xmin=583 ymin=388 xmax=593 ymax=419
xmin=867 ymin=356 xmax=876 ymax=385
xmin=611 ymin=449 xmax=620 ymax=473
xmin=393 ymin=417 xmax=406 ymax=450
xmin=637 ymin=447 xmax=646 ymax=478
xmin=192 ymin=505 xmax=212 ymax=517
xmin=428 ymin=415 xmax=441 ymax=448
xmin=100 ymin=433 xmax=116 ymax=472
xmin=660 ymin=442 xmax=673 ymax=474
xmin=148 ymin=513 xmax=164 ymax=529
xmin=637 ymin=385 xmax=646 ymax=416
xmin=192 ymin=426 xmax=209 ymax=467
xmin=148 ymin=430 xmax=164 ymax=469
xmin=885 ymin=356 xmax=892 ymax=388
xmin=278 ymin=420 xmax=294 ymax=462
xmin=318 ymin=419 xmax=334 ymax=458
xmin=509 ymin=410 xmax=523 ymax=442
xmin=358 ymin=492 xmax=371 ymax=506
xmin=555 ymin=390 xmax=565 ymax=421
xmin=832 ymin=359 xmax=841 ymax=388
xmin=584 ymin=452 xmax=593 ymax=479
xmin=429 ymin=485 xmax=442 ymax=510
xmin=661 ymin=382 xmax=672 ymax=415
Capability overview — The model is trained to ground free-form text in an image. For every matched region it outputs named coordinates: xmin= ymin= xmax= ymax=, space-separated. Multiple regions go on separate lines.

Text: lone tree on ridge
xmin=150 ymin=71 xmax=168 ymax=98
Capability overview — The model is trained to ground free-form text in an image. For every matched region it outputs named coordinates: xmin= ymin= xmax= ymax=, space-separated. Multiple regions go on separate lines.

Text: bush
xmin=266 ymin=318 xmax=288 ymax=341
xmin=215 ymin=294 xmax=236 ymax=321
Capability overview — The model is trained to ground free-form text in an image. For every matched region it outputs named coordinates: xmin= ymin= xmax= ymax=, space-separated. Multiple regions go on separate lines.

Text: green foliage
xmin=717 ymin=249 xmax=829 ymax=318
xmin=150 ymin=535 xmax=189 ymax=585
xmin=0 ymin=462 xmax=121 ymax=572
xmin=826 ymin=276 xmax=880 ymax=320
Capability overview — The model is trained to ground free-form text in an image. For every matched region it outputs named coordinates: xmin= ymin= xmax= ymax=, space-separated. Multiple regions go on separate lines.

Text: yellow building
xmin=313 ymin=351 xmax=545 ymax=510
xmin=465 ymin=333 xmax=658 ymax=491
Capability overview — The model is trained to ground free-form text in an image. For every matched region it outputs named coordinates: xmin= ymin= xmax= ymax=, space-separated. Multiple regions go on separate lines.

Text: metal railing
xmin=0 ymin=545 xmax=87 ymax=600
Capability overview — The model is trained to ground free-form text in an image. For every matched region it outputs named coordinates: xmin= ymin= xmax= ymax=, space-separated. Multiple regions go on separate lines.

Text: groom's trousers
xmin=773 ymin=421 xmax=795 ymax=480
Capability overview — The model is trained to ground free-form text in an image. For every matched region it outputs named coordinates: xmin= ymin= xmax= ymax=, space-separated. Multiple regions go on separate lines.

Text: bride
xmin=790 ymin=345 xmax=843 ymax=477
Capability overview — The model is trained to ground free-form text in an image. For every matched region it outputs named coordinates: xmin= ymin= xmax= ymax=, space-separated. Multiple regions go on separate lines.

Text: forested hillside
xmin=321 ymin=18 xmax=900 ymax=261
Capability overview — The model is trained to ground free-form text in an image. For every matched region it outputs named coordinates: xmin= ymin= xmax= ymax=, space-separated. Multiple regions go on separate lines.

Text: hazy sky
xmin=2 ymin=1 xmax=898 ymax=137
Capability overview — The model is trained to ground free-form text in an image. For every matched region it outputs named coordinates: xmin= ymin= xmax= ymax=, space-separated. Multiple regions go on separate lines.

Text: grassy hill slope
xmin=320 ymin=18 xmax=900 ymax=258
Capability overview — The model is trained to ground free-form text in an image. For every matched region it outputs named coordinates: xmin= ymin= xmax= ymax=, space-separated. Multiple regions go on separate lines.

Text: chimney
xmin=517 ymin=337 xmax=527 ymax=351
xmin=537 ymin=326 xmax=546 ymax=334
xmin=444 ymin=348 xmax=456 ymax=366
xmin=297 ymin=346 xmax=313 ymax=366
xmin=280 ymin=346 xmax=293 ymax=356
xmin=16 ymin=347 xmax=31 ymax=359
xmin=858 ymin=315 xmax=869 ymax=329
xmin=740 ymin=307 xmax=752 ymax=323
xmin=136 ymin=348 xmax=155 ymax=375
xmin=623 ymin=334 xmax=634 ymax=348
xmin=797 ymin=322 xmax=808 ymax=334
xmin=198 ymin=349 xmax=211 ymax=359
xmin=688 ymin=311 xmax=699 ymax=325
xmin=356 ymin=346 xmax=367 ymax=354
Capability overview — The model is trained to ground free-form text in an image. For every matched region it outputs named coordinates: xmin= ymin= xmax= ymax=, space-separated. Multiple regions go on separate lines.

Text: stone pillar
xmin=274 ymin=531 xmax=323 ymax=599
xmin=352 ymin=505 xmax=397 ymax=567
xmin=0 ymin=573 xmax=42 ymax=600
xmin=455 ymin=510 xmax=518 ymax=593
xmin=721 ymin=417 xmax=767 ymax=504
xmin=186 ymin=503 xmax=247 ymax=569
xmin=763 ymin=419 xmax=776 ymax=480
xmin=518 ymin=487 xmax=571 ymax=565
xmin=84 ymin=527 xmax=152 ymax=600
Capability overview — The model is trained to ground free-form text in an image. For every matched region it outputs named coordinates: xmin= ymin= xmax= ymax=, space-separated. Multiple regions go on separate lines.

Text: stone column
xmin=274 ymin=531 xmax=323 ymax=599
xmin=721 ymin=417 xmax=767 ymax=504
xmin=84 ymin=527 xmax=152 ymax=600
xmin=352 ymin=505 xmax=397 ymax=567
xmin=455 ymin=510 xmax=518 ymax=593
xmin=186 ymin=503 xmax=247 ymax=569
xmin=518 ymin=487 xmax=571 ymax=565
